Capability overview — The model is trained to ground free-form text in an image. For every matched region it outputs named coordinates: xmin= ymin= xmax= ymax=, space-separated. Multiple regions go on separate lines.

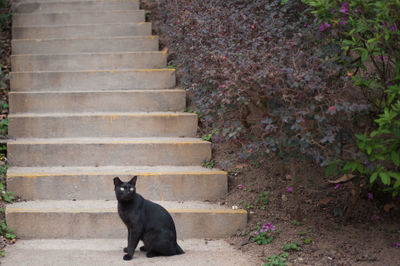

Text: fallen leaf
xmin=328 ymin=174 xmax=355 ymax=184
xmin=286 ymin=174 xmax=292 ymax=180
xmin=319 ymin=198 xmax=331 ymax=206
xmin=384 ymin=203 xmax=396 ymax=212
xmin=235 ymin=164 xmax=249 ymax=169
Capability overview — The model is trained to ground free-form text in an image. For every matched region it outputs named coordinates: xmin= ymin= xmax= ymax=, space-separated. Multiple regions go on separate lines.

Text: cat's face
xmin=114 ymin=176 xmax=137 ymax=202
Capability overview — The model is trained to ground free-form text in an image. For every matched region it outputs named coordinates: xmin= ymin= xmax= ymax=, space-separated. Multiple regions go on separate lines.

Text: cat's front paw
xmin=123 ymin=247 xmax=128 ymax=253
xmin=123 ymin=254 xmax=133 ymax=261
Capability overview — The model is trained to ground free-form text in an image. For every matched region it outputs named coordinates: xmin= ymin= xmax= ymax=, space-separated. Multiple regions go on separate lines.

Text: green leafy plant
xmin=303 ymin=238 xmax=312 ymax=244
xmin=253 ymin=222 xmax=276 ymax=245
xmin=201 ymin=129 xmax=221 ymax=141
xmin=202 ymin=159 xmax=214 ymax=169
xmin=283 ymin=242 xmax=301 ymax=251
xmin=264 ymin=252 xmax=289 ymax=266
xmin=303 ymin=0 xmax=400 ymax=196
xmin=255 ymin=190 xmax=269 ymax=210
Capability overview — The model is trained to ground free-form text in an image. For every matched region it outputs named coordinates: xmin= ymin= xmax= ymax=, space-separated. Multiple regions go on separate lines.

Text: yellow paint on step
xmin=6 ymin=208 xmax=247 ymax=214
xmin=7 ymin=171 xmax=227 ymax=179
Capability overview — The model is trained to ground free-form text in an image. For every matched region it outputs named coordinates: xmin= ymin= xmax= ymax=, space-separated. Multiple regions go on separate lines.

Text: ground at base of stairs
xmin=0 ymin=238 xmax=259 ymax=266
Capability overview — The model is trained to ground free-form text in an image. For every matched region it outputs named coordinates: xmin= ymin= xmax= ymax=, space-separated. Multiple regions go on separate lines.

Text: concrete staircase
xmin=5 ymin=0 xmax=246 ymax=251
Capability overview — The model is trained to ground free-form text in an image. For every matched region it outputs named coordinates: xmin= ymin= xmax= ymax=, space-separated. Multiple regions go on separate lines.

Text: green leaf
xmin=361 ymin=49 xmax=369 ymax=62
xmin=370 ymin=172 xmax=378 ymax=183
xmin=326 ymin=164 xmax=336 ymax=176
xmin=391 ymin=151 xmax=400 ymax=166
xmin=394 ymin=178 xmax=400 ymax=189
xmin=379 ymin=172 xmax=391 ymax=185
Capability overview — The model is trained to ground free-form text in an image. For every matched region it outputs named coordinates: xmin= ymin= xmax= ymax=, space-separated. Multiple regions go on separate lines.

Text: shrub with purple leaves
xmin=146 ymin=0 xmax=370 ymax=165
xmin=145 ymin=0 xmax=369 ymax=169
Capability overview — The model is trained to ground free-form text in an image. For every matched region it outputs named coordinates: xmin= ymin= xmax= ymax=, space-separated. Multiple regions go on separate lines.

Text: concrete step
xmin=7 ymin=166 xmax=227 ymax=201
xmin=7 ymin=138 xmax=211 ymax=167
xmin=11 ymin=69 xmax=176 ymax=92
xmin=13 ymin=23 xmax=151 ymax=39
xmin=1 ymin=239 xmax=259 ymax=266
xmin=9 ymin=90 xmax=186 ymax=113
xmin=9 ymin=112 xmax=197 ymax=138
xmin=12 ymin=52 xmax=167 ymax=72
xmin=13 ymin=10 xmax=145 ymax=27
xmin=13 ymin=0 xmax=139 ymax=13
xmin=6 ymin=200 xmax=247 ymax=239
xmin=12 ymin=36 xmax=159 ymax=55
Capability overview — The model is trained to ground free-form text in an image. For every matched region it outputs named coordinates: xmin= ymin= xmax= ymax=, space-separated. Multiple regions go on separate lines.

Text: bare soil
xmin=212 ymin=141 xmax=400 ymax=265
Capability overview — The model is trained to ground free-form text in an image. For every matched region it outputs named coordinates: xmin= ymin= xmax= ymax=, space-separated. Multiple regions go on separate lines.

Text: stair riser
xmin=9 ymin=115 xmax=197 ymax=138
xmin=11 ymin=70 xmax=176 ymax=91
xmin=8 ymin=142 xmax=211 ymax=167
xmin=6 ymin=211 xmax=246 ymax=239
xmin=13 ymin=23 xmax=151 ymax=39
xmin=9 ymin=91 xmax=185 ymax=113
xmin=13 ymin=11 xmax=145 ymax=27
xmin=12 ymin=53 xmax=167 ymax=72
xmin=7 ymin=173 xmax=227 ymax=201
xmin=12 ymin=37 xmax=159 ymax=55
xmin=14 ymin=1 xmax=139 ymax=13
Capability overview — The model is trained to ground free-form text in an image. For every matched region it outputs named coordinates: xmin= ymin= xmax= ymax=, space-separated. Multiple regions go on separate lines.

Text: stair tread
xmin=12 ymin=35 xmax=156 ymax=42
xmin=9 ymin=137 xmax=207 ymax=144
xmin=13 ymin=22 xmax=149 ymax=28
xmin=7 ymin=200 xmax=245 ymax=213
xmin=12 ymin=68 xmax=174 ymax=74
xmin=13 ymin=10 xmax=144 ymax=16
xmin=8 ymin=165 xmax=226 ymax=176
xmin=9 ymin=112 xmax=196 ymax=117
xmin=10 ymin=89 xmax=184 ymax=94
xmin=12 ymin=51 xmax=165 ymax=57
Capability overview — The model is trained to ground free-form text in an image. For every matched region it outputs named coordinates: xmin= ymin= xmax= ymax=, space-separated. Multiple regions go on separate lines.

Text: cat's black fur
xmin=114 ymin=176 xmax=184 ymax=260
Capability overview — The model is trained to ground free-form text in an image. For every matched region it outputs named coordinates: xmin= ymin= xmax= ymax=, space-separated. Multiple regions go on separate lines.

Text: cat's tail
xmin=175 ymin=243 xmax=185 ymax=255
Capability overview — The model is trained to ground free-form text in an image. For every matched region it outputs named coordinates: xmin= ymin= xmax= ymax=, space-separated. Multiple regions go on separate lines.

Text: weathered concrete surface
xmin=7 ymin=138 xmax=211 ymax=167
xmin=1 ymin=239 xmax=260 ymax=266
xmin=13 ymin=23 xmax=152 ymax=39
xmin=13 ymin=0 xmax=140 ymax=13
xmin=9 ymin=112 xmax=197 ymax=138
xmin=9 ymin=90 xmax=185 ymax=113
xmin=6 ymin=200 xmax=247 ymax=239
xmin=13 ymin=10 xmax=145 ymax=26
xmin=12 ymin=36 xmax=160 ymax=55
xmin=7 ymin=166 xmax=227 ymax=200
xmin=11 ymin=69 xmax=176 ymax=91
xmin=12 ymin=52 xmax=167 ymax=71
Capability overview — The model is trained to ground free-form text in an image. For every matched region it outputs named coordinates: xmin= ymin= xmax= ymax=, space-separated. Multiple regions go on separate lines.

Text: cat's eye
xmin=130 ymin=188 xmax=134 ymax=191
xmin=120 ymin=187 xmax=125 ymax=191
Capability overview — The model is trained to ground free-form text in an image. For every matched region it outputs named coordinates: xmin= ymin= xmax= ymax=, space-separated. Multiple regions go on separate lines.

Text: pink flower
xmin=393 ymin=243 xmax=400 ymax=248
xmin=368 ymin=192 xmax=373 ymax=200
xmin=339 ymin=17 xmax=347 ymax=25
xmin=340 ymin=2 xmax=349 ymax=14
xmin=237 ymin=184 xmax=244 ymax=190
xmin=320 ymin=21 xmax=331 ymax=32
xmin=286 ymin=187 xmax=293 ymax=193
xmin=334 ymin=184 xmax=342 ymax=190
xmin=327 ymin=105 xmax=336 ymax=115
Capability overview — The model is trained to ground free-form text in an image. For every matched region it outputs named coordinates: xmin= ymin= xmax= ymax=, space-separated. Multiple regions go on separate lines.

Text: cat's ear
xmin=113 ymin=177 xmax=123 ymax=186
xmin=129 ymin=176 xmax=137 ymax=186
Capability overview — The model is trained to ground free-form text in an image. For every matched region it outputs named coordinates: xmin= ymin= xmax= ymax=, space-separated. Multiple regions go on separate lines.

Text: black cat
xmin=113 ymin=176 xmax=184 ymax=260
